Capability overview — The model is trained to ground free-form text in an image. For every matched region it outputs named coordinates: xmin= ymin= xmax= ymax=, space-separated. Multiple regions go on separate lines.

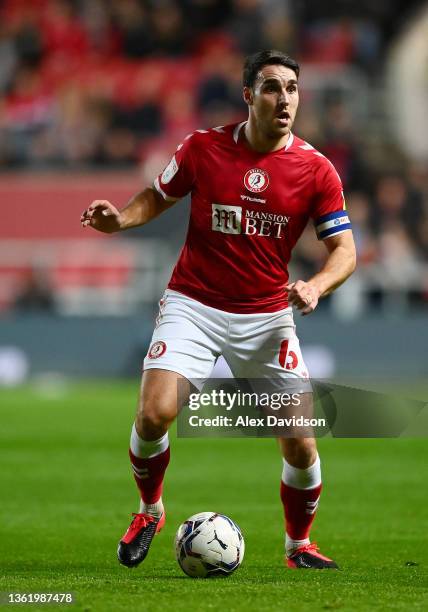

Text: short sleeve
xmin=153 ymin=134 xmax=196 ymax=201
xmin=311 ymin=158 xmax=352 ymax=240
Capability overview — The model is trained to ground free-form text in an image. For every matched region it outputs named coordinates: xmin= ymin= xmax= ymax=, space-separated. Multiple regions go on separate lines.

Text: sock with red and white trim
xmin=280 ymin=454 xmax=322 ymax=557
xmin=129 ymin=423 xmax=170 ymax=517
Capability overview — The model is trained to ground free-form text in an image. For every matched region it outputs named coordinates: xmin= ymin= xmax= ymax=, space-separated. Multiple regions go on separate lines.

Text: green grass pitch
xmin=1 ymin=381 xmax=427 ymax=611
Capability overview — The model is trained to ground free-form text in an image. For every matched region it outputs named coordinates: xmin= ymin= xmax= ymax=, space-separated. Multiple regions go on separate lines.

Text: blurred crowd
xmin=0 ymin=0 xmax=414 ymax=168
xmin=1 ymin=0 xmax=427 ymax=312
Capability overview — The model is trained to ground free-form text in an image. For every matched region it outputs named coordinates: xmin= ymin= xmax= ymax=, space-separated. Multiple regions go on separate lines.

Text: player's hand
xmin=80 ymin=200 xmax=123 ymax=233
xmin=285 ymin=280 xmax=320 ymax=316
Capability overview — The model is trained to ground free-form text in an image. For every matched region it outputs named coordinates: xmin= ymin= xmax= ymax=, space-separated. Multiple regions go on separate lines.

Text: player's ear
xmin=243 ymin=87 xmax=253 ymax=106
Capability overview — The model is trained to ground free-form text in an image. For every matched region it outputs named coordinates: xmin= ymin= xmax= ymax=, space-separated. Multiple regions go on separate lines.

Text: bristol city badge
xmin=244 ymin=168 xmax=269 ymax=193
xmin=148 ymin=341 xmax=167 ymax=359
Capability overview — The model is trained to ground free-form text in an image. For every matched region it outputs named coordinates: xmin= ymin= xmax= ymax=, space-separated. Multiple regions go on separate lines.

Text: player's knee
xmin=283 ymin=437 xmax=317 ymax=469
xmin=141 ymin=410 xmax=171 ymax=431
xmin=136 ymin=398 xmax=175 ymax=433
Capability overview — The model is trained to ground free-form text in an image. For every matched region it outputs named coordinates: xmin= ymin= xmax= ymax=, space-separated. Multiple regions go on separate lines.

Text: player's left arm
xmin=286 ymin=229 xmax=356 ymax=315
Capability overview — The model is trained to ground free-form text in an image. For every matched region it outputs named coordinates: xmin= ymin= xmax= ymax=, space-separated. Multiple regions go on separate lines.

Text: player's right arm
xmin=81 ymin=133 xmax=198 ymax=234
xmin=80 ymin=187 xmax=176 ymax=233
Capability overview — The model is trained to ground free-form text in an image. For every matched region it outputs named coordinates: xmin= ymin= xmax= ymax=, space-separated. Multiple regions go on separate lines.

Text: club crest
xmin=244 ymin=168 xmax=269 ymax=193
xmin=148 ymin=341 xmax=167 ymax=359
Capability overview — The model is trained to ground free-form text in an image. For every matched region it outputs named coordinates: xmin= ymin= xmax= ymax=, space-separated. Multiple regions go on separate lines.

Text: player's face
xmin=245 ymin=65 xmax=299 ymax=141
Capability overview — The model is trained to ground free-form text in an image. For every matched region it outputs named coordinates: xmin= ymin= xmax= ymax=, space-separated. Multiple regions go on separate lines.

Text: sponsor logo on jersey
xmin=161 ymin=156 xmax=178 ymax=184
xmin=212 ymin=204 xmax=242 ymax=234
xmin=244 ymin=168 xmax=269 ymax=193
xmin=212 ymin=204 xmax=289 ymax=238
xmin=148 ymin=341 xmax=167 ymax=359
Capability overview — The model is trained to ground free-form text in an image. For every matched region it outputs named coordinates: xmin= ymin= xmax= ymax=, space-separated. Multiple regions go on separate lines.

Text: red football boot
xmin=286 ymin=542 xmax=338 ymax=569
xmin=117 ymin=512 xmax=165 ymax=568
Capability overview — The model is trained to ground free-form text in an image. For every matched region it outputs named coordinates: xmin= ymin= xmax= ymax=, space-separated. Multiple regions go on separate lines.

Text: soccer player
xmin=81 ymin=50 xmax=356 ymax=570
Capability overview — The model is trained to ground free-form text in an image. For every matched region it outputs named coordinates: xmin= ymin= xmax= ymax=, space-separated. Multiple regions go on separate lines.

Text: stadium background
xmin=1 ymin=0 xmax=428 ymax=381
xmin=1 ymin=2 xmax=427 ymax=611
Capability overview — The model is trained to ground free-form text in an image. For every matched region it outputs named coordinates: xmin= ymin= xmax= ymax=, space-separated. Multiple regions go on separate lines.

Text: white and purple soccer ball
xmin=174 ymin=512 xmax=245 ymax=578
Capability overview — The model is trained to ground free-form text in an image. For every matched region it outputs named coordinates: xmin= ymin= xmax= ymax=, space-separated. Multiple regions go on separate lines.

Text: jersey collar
xmin=233 ymin=121 xmax=247 ymax=143
xmin=233 ymin=121 xmax=294 ymax=151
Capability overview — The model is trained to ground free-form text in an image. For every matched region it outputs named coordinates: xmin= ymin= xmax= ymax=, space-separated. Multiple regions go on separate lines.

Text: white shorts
xmin=143 ymin=290 xmax=309 ymax=390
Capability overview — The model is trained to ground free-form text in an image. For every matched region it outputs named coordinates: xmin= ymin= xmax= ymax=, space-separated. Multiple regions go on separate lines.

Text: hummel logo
xmin=240 ymin=195 xmax=266 ymax=203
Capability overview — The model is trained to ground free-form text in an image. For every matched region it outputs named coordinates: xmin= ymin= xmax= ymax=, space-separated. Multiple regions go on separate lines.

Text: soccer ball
xmin=175 ymin=512 xmax=245 ymax=578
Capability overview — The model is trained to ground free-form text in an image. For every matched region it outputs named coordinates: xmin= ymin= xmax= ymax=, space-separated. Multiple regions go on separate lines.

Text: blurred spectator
xmin=14 ymin=269 xmax=55 ymax=313
xmin=319 ymin=97 xmax=366 ymax=189
xmin=150 ymin=1 xmax=189 ymax=57
xmin=347 ymin=191 xmax=377 ymax=267
xmin=12 ymin=10 xmax=44 ymax=69
xmin=184 ymin=0 xmax=231 ymax=34
xmin=302 ymin=18 xmax=356 ymax=65
xmin=0 ymin=64 xmax=55 ymax=165
xmin=197 ymin=42 xmax=243 ymax=127
xmin=260 ymin=1 xmax=296 ymax=55
xmin=41 ymin=0 xmax=90 ymax=62
xmin=0 ymin=24 xmax=17 ymax=93
xmin=112 ymin=0 xmax=154 ymax=59
xmin=227 ymin=0 xmax=266 ymax=54
xmin=371 ymin=174 xmax=424 ymax=242
xmin=353 ymin=18 xmax=382 ymax=71
xmin=81 ymin=0 xmax=120 ymax=57
xmin=375 ymin=223 xmax=423 ymax=298
xmin=162 ymin=85 xmax=197 ymax=142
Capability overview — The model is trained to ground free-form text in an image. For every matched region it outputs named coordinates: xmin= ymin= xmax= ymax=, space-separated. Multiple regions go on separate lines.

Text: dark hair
xmin=243 ymin=50 xmax=300 ymax=88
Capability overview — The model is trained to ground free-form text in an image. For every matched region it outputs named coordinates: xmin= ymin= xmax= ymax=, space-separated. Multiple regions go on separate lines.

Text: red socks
xmin=129 ymin=424 xmax=170 ymax=505
xmin=280 ymin=481 xmax=322 ymax=540
xmin=280 ymin=454 xmax=322 ymax=553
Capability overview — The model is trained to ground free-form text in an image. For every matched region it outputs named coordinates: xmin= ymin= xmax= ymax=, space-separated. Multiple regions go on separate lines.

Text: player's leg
xmin=118 ymin=290 xmax=225 ymax=567
xmin=227 ymin=308 xmax=337 ymax=568
xmin=130 ymin=368 xmax=191 ymax=518
xmin=278 ymin=435 xmax=336 ymax=568
xmin=118 ymin=369 xmax=191 ymax=568
xmin=279 ymin=436 xmax=319 ymax=556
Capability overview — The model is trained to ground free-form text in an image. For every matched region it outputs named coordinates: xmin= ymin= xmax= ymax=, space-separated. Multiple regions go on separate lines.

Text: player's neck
xmin=243 ymin=120 xmax=291 ymax=153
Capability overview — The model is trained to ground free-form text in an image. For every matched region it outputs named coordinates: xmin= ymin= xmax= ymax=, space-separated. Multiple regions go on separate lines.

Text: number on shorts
xmin=279 ymin=339 xmax=298 ymax=370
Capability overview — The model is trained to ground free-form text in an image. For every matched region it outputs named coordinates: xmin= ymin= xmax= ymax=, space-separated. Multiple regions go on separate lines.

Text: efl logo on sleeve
xmin=161 ymin=156 xmax=178 ymax=184
xmin=244 ymin=168 xmax=269 ymax=193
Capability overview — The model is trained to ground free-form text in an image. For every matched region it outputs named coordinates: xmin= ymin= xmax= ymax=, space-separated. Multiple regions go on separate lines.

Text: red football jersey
xmin=154 ymin=122 xmax=351 ymax=314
